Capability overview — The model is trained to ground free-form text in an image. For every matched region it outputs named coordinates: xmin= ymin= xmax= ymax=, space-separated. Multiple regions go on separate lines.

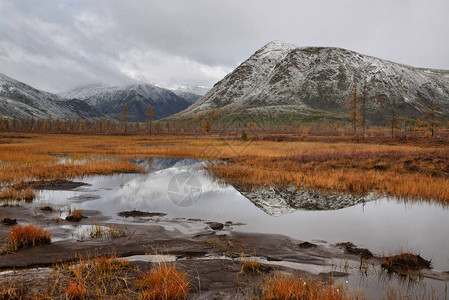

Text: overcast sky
xmin=1 ymin=0 xmax=448 ymax=93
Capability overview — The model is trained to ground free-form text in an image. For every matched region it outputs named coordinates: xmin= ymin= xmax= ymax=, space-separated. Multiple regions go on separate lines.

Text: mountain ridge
xmin=0 ymin=73 xmax=102 ymax=120
xmin=60 ymin=82 xmax=198 ymax=121
xmin=173 ymin=41 xmax=449 ymax=124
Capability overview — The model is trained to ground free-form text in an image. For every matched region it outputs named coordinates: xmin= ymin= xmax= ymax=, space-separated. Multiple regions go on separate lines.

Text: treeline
xmin=1 ymin=100 xmax=448 ymax=138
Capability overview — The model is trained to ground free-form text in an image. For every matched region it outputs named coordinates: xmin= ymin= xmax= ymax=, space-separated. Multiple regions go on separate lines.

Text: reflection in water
xmin=39 ymin=158 xmax=449 ymax=275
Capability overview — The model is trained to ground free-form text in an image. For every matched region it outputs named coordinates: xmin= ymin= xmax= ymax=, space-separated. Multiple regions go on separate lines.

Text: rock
xmin=208 ymin=222 xmax=224 ymax=230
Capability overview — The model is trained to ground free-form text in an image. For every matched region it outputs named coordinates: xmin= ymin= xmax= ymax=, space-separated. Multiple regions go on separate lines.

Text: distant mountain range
xmin=173 ymin=41 xmax=449 ymax=124
xmin=60 ymin=83 xmax=207 ymax=121
xmin=0 ymin=73 xmax=208 ymax=121
xmin=0 ymin=73 xmax=101 ymax=120
xmin=2 ymin=41 xmax=449 ymax=125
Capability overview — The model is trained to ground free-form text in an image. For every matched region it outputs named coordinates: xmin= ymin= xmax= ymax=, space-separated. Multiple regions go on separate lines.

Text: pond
xmin=37 ymin=157 xmax=449 ymax=297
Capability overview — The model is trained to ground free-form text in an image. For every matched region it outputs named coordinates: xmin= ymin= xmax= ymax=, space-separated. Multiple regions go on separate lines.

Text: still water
xmin=39 ymin=158 xmax=449 ymax=273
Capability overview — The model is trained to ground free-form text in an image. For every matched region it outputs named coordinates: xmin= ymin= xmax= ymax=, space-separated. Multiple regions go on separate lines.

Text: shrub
xmin=241 ymin=130 xmax=248 ymax=141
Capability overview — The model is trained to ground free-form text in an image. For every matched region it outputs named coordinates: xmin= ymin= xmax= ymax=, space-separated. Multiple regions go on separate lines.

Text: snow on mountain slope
xmin=170 ymin=85 xmax=210 ymax=96
xmin=175 ymin=41 xmax=449 ymax=124
xmin=0 ymin=73 xmax=101 ymax=120
xmin=61 ymin=83 xmax=194 ymax=121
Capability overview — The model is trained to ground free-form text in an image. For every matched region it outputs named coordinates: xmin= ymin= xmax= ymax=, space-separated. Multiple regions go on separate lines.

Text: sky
xmin=0 ymin=0 xmax=448 ymax=93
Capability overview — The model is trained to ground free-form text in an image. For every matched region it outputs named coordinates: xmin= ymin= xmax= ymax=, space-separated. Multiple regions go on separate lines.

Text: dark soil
xmin=207 ymin=222 xmax=224 ymax=230
xmin=40 ymin=206 xmax=53 ymax=212
xmin=65 ymin=215 xmax=86 ymax=222
xmin=15 ymin=179 xmax=89 ymax=191
xmin=1 ymin=217 xmax=17 ymax=226
xmin=337 ymin=242 xmax=373 ymax=259
xmin=298 ymin=242 xmax=317 ymax=249
xmin=117 ymin=210 xmax=167 ymax=218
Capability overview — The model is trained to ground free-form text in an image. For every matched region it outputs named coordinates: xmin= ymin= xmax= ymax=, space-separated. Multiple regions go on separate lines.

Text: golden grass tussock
xmin=381 ymin=251 xmax=431 ymax=273
xmin=65 ymin=282 xmax=86 ymax=300
xmin=137 ymin=263 xmax=190 ymax=300
xmin=66 ymin=210 xmax=84 ymax=222
xmin=260 ymin=272 xmax=358 ymax=300
xmin=93 ymin=255 xmax=131 ymax=273
xmin=8 ymin=223 xmax=52 ymax=251
xmin=0 ymin=187 xmax=35 ymax=201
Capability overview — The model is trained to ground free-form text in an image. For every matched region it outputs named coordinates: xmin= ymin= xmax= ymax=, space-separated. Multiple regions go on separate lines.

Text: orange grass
xmin=66 ymin=210 xmax=84 ymax=222
xmin=8 ymin=223 xmax=52 ymax=250
xmin=0 ymin=187 xmax=35 ymax=202
xmin=1 ymin=133 xmax=448 ymax=204
xmin=65 ymin=282 xmax=86 ymax=300
xmin=93 ymin=255 xmax=131 ymax=273
xmin=260 ymin=272 xmax=358 ymax=300
xmin=137 ymin=263 xmax=190 ymax=300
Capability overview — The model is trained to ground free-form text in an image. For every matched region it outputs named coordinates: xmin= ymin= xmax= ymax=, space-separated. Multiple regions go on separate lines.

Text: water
xmin=37 ymin=158 xmax=449 ymax=297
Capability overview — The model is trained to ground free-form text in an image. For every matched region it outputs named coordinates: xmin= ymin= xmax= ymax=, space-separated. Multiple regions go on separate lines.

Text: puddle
xmin=123 ymin=254 xmax=177 ymax=263
xmin=52 ymin=224 xmax=124 ymax=242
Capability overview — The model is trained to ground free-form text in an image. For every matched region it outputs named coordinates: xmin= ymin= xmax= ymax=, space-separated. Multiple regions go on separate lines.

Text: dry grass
xmin=0 ymin=187 xmax=35 ymax=201
xmin=137 ymin=263 xmax=190 ymax=300
xmin=0 ymin=254 xmax=191 ymax=299
xmin=8 ymin=223 xmax=52 ymax=251
xmin=1 ymin=133 xmax=448 ymax=204
xmin=207 ymin=147 xmax=449 ymax=204
xmin=65 ymin=282 xmax=86 ymax=300
xmin=381 ymin=252 xmax=431 ymax=273
xmin=241 ymin=256 xmax=263 ymax=274
xmin=66 ymin=210 xmax=84 ymax=222
xmin=259 ymin=272 xmax=358 ymax=300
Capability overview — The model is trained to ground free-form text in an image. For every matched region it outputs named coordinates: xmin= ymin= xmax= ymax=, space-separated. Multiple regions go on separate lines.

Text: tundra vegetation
xmin=0 ymin=121 xmax=448 ymax=298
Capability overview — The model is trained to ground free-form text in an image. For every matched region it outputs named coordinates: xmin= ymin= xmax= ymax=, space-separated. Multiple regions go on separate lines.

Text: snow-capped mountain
xmin=0 ymin=73 xmax=101 ymax=120
xmin=61 ymin=83 xmax=196 ymax=121
xmin=170 ymin=85 xmax=210 ymax=96
xmin=174 ymin=41 xmax=449 ymax=124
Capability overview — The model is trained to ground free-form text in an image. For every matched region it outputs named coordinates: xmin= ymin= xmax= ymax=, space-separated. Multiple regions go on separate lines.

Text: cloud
xmin=0 ymin=0 xmax=448 ymax=92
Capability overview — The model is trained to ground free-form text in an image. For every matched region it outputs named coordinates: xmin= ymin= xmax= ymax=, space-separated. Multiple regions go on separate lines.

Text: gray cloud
xmin=0 ymin=0 xmax=448 ymax=93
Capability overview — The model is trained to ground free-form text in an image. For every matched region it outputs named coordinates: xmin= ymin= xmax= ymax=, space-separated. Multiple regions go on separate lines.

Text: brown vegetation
xmin=66 ymin=210 xmax=85 ymax=222
xmin=1 ymin=132 xmax=448 ymax=206
xmin=137 ymin=263 xmax=190 ymax=300
xmin=259 ymin=272 xmax=358 ymax=300
xmin=381 ymin=252 xmax=431 ymax=273
xmin=8 ymin=223 xmax=52 ymax=251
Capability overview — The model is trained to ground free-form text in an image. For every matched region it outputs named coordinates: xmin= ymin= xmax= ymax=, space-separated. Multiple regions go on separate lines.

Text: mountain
xmin=0 ymin=73 xmax=101 ymax=120
xmin=170 ymin=85 xmax=210 ymax=105
xmin=60 ymin=83 xmax=196 ymax=121
xmin=173 ymin=41 xmax=449 ymax=124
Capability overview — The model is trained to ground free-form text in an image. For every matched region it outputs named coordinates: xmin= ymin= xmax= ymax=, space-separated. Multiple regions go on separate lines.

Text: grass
xmin=66 ymin=210 xmax=84 ymax=222
xmin=240 ymin=255 xmax=265 ymax=274
xmin=137 ymin=262 xmax=190 ymax=300
xmin=0 ymin=187 xmax=35 ymax=201
xmin=259 ymin=272 xmax=358 ymax=300
xmin=65 ymin=282 xmax=86 ymax=300
xmin=87 ymin=223 xmax=125 ymax=239
xmin=207 ymin=147 xmax=449 ymax=204
xmin=381 ymin=252 xmax=432 ymax=273
xmin=1 ymin=132 xmax=448 ymax=205
xmin=8 ymin=223 xmax=52 ymax=251
xmin=0 ymin=254 xmax=190 ymax=299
